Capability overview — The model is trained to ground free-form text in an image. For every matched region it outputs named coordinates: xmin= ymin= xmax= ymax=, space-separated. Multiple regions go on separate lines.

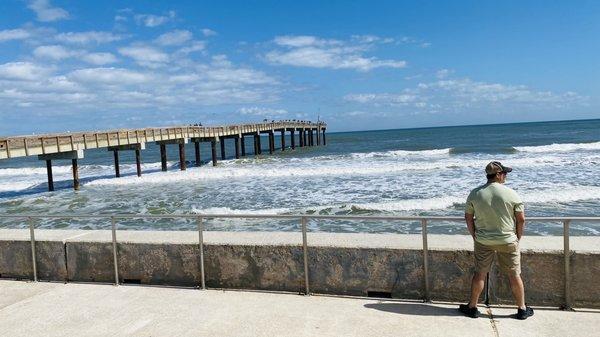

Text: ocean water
xmin=1 ymin=119 xmax=599 ymax=235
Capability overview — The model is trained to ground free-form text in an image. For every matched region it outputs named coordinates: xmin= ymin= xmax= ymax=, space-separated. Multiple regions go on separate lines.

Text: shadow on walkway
xmin=364 ymin=302 xmax=473 ymax=317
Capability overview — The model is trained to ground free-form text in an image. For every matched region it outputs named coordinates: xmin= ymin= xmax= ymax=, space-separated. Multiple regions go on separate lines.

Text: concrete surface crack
xmin=486 ymin=306 xmax=500 ymax=337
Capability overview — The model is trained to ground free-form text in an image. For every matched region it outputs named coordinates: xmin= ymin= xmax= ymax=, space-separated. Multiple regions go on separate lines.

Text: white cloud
xmin=33 ymin=45 xmax=78 ymax=60
xmin=176 ymin=41 xmax=206 ymax=54
xmin=344 ymin=93 xmax=419 ymax=105
xmin=134 ymin=11 xmax=176 ymax=27
xmin=155 ymin=30 xmax=192 ymax=46
xmin=201 ymin=29 xmax=217 ymax=37
xmin=55 ymin=31 xmax=123 ymax=44
xmin=345 ymin=76 xmax=587 ymax=111
xmin=118 ymin=45 xmax=169 ymax=67
xmin=0 ymin=62 xmax=53 ymax=81
xmin=265 ymin=35 xmax=406 ymax=71
xmin=27 ymin=0 xmax=69 ymax=22
xmin=68 ymin=67 xmax=151 ymax=85
xmin=0 ymin=29 xmax=31 ymax=42
xmin=81 ymin=52 xmax=118 ymax=65
xmin=239 ymin=107 xmax=288 ymax=116
xmin=436 ymin=69 xmax=453 ymax=79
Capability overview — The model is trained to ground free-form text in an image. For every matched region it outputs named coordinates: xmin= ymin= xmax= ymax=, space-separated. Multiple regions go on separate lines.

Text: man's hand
xmin=515 ymin=211 xmax=525 ymax=241
xmin=465 ymin=213 xmax=476 ymax=240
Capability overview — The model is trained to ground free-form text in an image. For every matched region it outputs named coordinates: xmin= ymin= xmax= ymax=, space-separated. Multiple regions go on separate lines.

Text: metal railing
xmin=1 ymin=214 xmax=599 ymax=309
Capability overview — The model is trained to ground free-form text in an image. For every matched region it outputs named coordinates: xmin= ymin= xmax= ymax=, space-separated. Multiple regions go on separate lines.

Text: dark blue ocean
xmin=1 ymin=119 xmax=599 ymax=235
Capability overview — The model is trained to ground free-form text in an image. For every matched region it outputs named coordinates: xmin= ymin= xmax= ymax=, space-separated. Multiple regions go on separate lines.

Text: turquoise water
xmin=1 ymin=119 xmax=599 ymax=234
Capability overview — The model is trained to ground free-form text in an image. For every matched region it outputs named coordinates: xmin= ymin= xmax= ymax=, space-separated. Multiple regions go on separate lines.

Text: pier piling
xmin=316 ymin=127 xmax=321 ymax=146
xmin=255 ymin=134 xmax=262 ymax=155
xmin=211 ymin=139 xmax=218 ymax=166
xmin=160 ymin=144 xmax=167 ymax=172
xmin=38 ymin=150 xmax=84 ymax=191
xmin=240 ymin=136 xmax=246 ymax=156
xmin=178 ymin=143 xmax=186 ymax=171
xmin=280 ymin=130 xmax=285 ymax=151
xmin=135 ymin=149 xmax=142 ymax=177
xmin=235 ymin=137 xmax=241 ymax=159
xmin=220 ymin=138 xmax=226 ymax=160
xmin=113 ymin=150 xmax=120 ymax=178
xmin=46 ymin=160 xmax=54 ymax=191
xmin=299 ymin=129 xmax=304 ymax=147
xmin=194 ymin=141 xmax=201 ymax=167
xmin=72 ymin=159 xmax=80 ymax=190
xmin=322 ymin=129 xmax=326 ymax=146
xmin=290 ymin=129 xmax=295 ymax=149
xmin=268 ymin=131 xmax=274 ymax=154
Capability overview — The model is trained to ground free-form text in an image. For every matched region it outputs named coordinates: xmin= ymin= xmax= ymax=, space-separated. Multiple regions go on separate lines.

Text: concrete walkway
xmin=0 ymin=280 xmax=598 ymax=337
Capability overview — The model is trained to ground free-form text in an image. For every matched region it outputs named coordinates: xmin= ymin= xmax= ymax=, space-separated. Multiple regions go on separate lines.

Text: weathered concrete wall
xmin=0 ymin=229 xmax=598 ymax=308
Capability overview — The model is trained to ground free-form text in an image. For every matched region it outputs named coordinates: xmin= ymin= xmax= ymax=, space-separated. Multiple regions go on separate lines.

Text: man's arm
xmin=465 ymin=213 xmax=476 ymax=239
xmin=515 ymin=211 xmax=525 ymax=240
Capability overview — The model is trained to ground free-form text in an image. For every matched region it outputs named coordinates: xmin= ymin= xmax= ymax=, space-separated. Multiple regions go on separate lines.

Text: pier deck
xmin=1 ymin=280 xmax=597 ymax=337
xmin=0 ymin=120 xmax=326 ymax=159
xmin=0 ymin=120 xmax=326 ymax=191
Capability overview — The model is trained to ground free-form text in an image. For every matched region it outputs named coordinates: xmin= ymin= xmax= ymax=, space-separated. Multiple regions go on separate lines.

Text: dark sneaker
xmin=515 ymin=306 xmax=534 ymax=320
xmin=458 ymin=304 xmax=479 ymax=318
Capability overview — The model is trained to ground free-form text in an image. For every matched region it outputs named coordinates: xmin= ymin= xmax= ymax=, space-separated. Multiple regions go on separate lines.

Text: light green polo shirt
xmin=465 ymin=182 xmax=524 ymax=245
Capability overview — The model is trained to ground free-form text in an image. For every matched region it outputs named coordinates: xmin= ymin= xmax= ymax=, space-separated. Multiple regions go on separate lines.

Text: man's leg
xmin=508 ymin=274 xmax=526 ymax=309
xmin=468 ymin=272 xmax=487 ymax=307
xmin=497 ymin=242 xmax=526 ymax=309
xmin=468 ymin=241 xmax=494 ymax=308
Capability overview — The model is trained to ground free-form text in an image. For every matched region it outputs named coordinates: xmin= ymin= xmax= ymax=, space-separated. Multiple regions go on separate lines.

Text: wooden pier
xmin=0 ymin=120 xmax=326 ymax=191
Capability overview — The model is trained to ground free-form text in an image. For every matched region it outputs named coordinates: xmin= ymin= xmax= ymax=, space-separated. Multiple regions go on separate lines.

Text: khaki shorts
xmin=474 ymin=240 xmax=521 ymax=275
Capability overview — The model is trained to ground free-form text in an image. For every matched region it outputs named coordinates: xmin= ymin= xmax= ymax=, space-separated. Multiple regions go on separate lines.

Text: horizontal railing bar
xmin=0 ymin=214 xmax=599 ymax=222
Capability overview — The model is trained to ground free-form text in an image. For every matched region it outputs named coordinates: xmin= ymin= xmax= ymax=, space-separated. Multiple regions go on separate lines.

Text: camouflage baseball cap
xmin=485 ymin=161 xmax=512 ymax=175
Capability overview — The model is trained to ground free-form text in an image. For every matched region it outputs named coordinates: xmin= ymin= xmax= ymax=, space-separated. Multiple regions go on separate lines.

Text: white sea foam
xmin=349 ymin=148 xmax=451 ymax=159
xmin=192 ymin=207 xmax=292 ymax=215
xmin=515 ymin=141 xmax=600 ymax=153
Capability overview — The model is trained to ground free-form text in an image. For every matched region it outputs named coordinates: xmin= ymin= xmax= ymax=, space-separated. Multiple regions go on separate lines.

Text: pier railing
xmin=1 ymin=214 xmax=599 ymax=309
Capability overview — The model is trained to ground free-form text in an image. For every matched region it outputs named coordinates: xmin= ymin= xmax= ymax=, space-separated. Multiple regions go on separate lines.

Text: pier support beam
xmin=220 ymin=139 xmax=226 ymax=160
xmin=299 ymin=129 xmax=304 ymax=147
xmin=241 ymin=136 xmax=246 ymax=156
xmin=156 ymin=139 xmax=187 ymax=172
xmin=309 ymin=129 xmax=314 ymax=146
xmin=254 ymin=134 xmax=261 ymax=155
xmin=211 ymin=139 xmax=218 ymax=166
xmin=234 ymin=136 xmax=241 ymax=159
xmin=268 ymin=131 xmax=274 ymax=154
xmin=38 ymin=150 xmax=84 ymax=191
xmin=45 ymin=160 xmax=54 ymax=191
xmin=304 ymin=129 xmax=308 ymax=147
xmin=160 ymin=144 xmax=167 ymax=171
xmin=72 ymin=159 xmax=80 ymax=190
xmin=322 ymin=129 xmax=327 ymax=146
xmin=178 ymin=143 xmax=186 ymax=171
xmin=108 ymin=143 xmax=146 ymax=177
xmin=113 ymin=150 xmax=120 ymax=177
xmin=316 ymin=127 xmax=321 ymax=146
xmin=290 ymin=129 xmax=295 ymax=149
xmin=280 ymin=130 xmax=285 ymax=151
xmin=135 ymin=149 xmax=142 ymax=177
xmin=194 ymin=141 xmax=201 ymax=167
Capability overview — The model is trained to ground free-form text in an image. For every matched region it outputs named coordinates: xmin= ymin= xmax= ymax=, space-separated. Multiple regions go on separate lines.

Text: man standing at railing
xmin=459 ymin=161 xmax=534 ymax=320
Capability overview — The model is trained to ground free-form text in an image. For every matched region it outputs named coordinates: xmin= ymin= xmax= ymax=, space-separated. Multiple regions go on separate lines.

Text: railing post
xmin=28 ymin=217 xmax=37 ymax=282
xmin=301 ymin=216 xmax=310 ymax=295
xmin=111 ymin=216 xmax=119 ymax=285
xmin=562 ymin=220 xmax=572 ymax=310
xmin=421 ymin=219 xmax=431 ymax=302
xmin=197 ymin=216 xmax=206 ymax=290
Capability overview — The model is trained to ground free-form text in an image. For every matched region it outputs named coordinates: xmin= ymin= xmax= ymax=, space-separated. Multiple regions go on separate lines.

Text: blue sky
xmin=0 ymin=0 xmax=598 ymax=135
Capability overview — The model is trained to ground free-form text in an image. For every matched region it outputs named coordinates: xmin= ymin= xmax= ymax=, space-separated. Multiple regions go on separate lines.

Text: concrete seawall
xmin=1 ymin=229 xmax=598 ymax=308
